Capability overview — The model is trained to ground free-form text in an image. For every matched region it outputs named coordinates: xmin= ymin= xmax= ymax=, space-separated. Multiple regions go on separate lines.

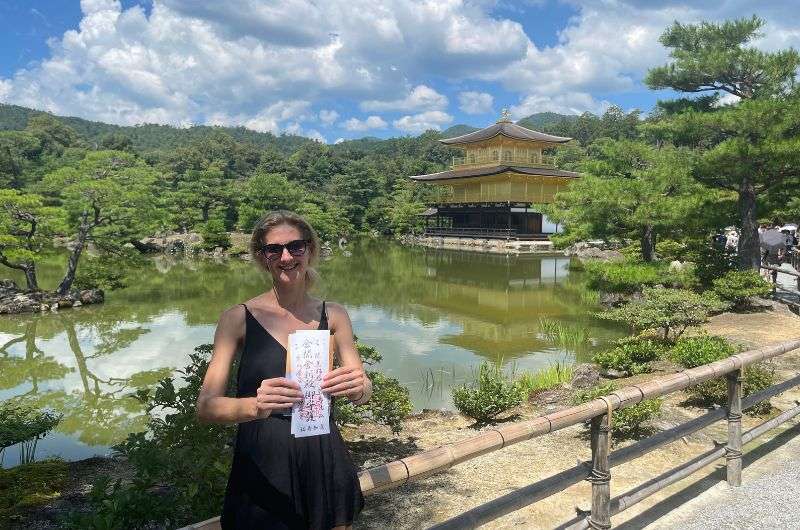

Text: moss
xmin=0 ymin=459 xmax=68 ymax=525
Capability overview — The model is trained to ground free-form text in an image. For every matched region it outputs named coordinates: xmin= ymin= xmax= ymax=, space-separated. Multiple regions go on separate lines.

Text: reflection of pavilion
xmin=412 ymin=249 xmax=583 ymax=360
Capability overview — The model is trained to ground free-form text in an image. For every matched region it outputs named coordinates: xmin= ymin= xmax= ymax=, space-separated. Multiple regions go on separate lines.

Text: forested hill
xmin=0 ymin=103 xmax=314 ymax=155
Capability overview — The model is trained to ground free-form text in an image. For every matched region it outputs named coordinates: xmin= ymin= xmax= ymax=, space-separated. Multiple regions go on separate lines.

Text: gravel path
xmin=641 ymin=420 xmax=800 ymax=530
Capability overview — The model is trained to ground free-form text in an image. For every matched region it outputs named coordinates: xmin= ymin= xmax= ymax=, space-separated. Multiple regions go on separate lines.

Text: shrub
xmin=599 ymin=287 xmax=727 ymax=341
xmin=669 ymin=335 xmax=736 ymax=368
xmin=688 ymin=363 xmax=776 ymax=415
xmin=573 ymin=382 xmax=662 ymax=439
xmin=515 ymin=362 xmax=574 ymax=398
xmin=334 ymin=342 xmax=412 ymax=434
xmin=592 ymin=337 xmax=667 ymax=375
xmin=199 ymin=219 xmax=231 ymax=251
xmin=0 ymin=459 xmax=69 ymax=526
xmin=712 ymin=270 xmax=772 ymax=309
xmin=0 ymin=402 xmax=61 ymax=465
xmin=452 ymin=363 xmax=523 ymax=422
xmin=584 ymin=261 xmax=663 ymax=294
xmin=688 ymin=242 xmax=738 ymax=288
xmin=656 ymin=240 xmax=688 ymax=262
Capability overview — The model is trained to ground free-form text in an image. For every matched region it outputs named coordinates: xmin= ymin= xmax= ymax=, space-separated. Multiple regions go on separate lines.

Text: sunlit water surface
xmin=0 ymin=240 xmax=622 ymax=465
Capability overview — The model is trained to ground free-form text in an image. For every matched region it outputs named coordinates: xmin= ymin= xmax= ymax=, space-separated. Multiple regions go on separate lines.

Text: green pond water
xmin=0 ymin=240 xmax=621 ymax=466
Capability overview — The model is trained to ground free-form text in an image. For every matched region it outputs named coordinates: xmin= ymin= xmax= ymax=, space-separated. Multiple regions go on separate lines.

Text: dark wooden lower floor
xmin=422 ymin=203 xmax=555 ymax=240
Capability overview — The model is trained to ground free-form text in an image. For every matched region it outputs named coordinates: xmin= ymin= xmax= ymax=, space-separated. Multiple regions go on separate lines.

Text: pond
xmin=0 ymin=240 xmax=621 ymax=466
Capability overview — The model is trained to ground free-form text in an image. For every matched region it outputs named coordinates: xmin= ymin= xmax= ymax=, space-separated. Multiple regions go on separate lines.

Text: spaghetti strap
xmin=320 ymin=300 xmax=328 ymax=329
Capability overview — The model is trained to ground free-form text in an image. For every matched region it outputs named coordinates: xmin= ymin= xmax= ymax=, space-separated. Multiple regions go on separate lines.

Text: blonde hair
xmin=250 ymin=210 xmax=320 ymax=288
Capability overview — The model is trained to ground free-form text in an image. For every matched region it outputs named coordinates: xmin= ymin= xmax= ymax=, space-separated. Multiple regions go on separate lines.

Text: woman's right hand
xmin=254 ymin=377 xmax=303 ymax=418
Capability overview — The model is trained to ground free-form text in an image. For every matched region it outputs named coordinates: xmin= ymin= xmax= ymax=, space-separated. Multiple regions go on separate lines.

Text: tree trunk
xmin=737 ymin=178 xmax=760 ymax=270
xmin=23 ymin=263 xmax=38 ymax=291
xmin=57 ymin=213 xmax=91 ymax=296
xmin=640 ymin=224 xmax=656 ymax=262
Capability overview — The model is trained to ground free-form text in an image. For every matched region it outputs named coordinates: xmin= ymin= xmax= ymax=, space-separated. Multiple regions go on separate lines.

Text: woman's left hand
xmin=321 ymin=366 xmax=366 ymax=399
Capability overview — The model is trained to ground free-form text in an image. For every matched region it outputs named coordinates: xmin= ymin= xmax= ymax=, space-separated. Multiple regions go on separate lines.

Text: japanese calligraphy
xmin=287 ymin=330 xmax=331 ymax=437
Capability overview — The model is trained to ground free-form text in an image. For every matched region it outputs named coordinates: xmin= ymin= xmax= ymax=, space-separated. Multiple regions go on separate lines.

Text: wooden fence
xmin=181 ymin=338 xmax=800 ymax=530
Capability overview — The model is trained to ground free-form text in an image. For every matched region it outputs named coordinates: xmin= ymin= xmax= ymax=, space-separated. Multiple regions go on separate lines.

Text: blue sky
xmin=1 ymin=1 xmax=798 ymax=143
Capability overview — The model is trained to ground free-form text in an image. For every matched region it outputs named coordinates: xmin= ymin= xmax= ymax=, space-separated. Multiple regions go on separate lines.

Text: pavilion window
xmin=503 ymin=150 xmax=512 ymax=161
xmin=492 ymin=150 xmax=499 ymax=161
xmin=469 ymin=152 xmax=476 ymax=164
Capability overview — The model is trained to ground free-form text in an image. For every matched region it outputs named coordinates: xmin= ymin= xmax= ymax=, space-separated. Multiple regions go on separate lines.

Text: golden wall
xmin=436 ymin=172 xmax=571 ymax=204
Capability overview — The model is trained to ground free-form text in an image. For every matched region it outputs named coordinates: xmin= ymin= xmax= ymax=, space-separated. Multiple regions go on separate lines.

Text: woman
xmin=197 ymin=210 xmax=369 ymax=529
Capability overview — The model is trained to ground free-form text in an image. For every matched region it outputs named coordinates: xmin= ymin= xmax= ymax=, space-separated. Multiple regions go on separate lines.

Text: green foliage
xmin=573 ymin=382 xmax=662 ymax=439
xmin=646 ymin=16 xmax=800 ymax=100
xmin=198 ymin=219 xmax=232 ymax=251
xmin=545 ymin=140 xmax=703 ymax=262
xmin=655 ymin=239 xmax=688 ymax=262
xmin=669 ymin=334 xmax=736 ymax=368
xmin=0 ymin=459 xmax=68 ymax=526
xmin=66 ymin=344 xmax=234 ymax=529
xmin=687 ymin=241 xmax=738 ymax=288
xmin=515 ymin=362 xmax=574 ymax=398
xmin=584 ymin=260 xmax=664 ymax=294
xmin=688 ymin=363 xmax=775 ymax=415
xmin=334 ymin=342 xmax=412 ymax=434
xmin=74 ymin=249 xmax=145 ymax=290
xmin=0 ymin=189 xmax=66 ymax=290
xmin=712 ymin=270 xmax=772 ymax=309
xmin=593 ymin=337 xmax=667 ymax=375
xmin=599 ymin=287 xmax=726 ymax=341
xmin=452 ymin=362 xmax=524 ymax=422
xmin=0 ymin=402 xmax=61 ymax=465
xmin=236 ymin=171 xmax=304 ymax=230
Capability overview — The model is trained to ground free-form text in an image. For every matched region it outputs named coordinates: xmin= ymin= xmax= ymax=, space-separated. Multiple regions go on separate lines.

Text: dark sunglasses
xmin=257 ymin=239 xmax=310 ymax=260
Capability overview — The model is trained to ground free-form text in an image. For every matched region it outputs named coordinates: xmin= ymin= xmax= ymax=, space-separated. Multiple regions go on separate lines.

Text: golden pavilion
xmin=410 ymin=110 xmax=578 ymax=240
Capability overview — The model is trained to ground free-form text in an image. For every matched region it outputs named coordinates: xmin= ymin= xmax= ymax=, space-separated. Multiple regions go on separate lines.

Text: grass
xmin=538 ymin=318 xmax=591 ymax=354
xmin=516 ymin=362 xmax=575 ymax=397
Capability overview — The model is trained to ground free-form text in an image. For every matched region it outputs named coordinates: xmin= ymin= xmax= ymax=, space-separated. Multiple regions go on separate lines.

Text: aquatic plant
xmin=515 ymin=362 xmax=575 ymax=397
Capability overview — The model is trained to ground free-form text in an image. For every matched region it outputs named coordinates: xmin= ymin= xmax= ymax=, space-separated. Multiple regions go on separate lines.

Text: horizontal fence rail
xmin=180 ymin=339 xmax=800 ymax=530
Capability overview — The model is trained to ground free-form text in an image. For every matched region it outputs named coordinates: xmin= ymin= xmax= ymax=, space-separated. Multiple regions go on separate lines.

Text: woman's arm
xmin=197 ymin=305 xmax=258 ymax=424
xmin=321 ymin=302 xmax=373 ymax=404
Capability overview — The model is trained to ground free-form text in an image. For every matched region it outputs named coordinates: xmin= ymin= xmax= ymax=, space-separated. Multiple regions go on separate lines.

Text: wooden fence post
xmin=588 ymin=412 xmax=611 ymax=529
xmin=726 ymin=369 xmax=743 ymax=487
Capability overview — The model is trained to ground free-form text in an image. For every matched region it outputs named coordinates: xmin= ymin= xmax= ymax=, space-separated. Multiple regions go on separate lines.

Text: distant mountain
xmin=0 ymin=103 xmax=314 ymax=154
xmin=516 ymin=112 xmax=578 ymax=130
xmin=440 ymin=124 xmax=480 ymax=138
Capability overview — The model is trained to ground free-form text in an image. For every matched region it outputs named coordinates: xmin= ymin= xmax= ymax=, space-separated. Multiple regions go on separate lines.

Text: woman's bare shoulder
xmin=216 ymin=304 xmax=246 ymax=334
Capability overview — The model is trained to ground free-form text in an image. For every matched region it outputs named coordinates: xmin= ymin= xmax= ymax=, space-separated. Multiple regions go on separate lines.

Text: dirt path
xmin=351 ymin=302 xmax=800 ymax=529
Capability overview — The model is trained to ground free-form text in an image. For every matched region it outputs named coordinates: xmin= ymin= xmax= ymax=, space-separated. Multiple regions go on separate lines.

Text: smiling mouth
xmin=279 ymin=263 xmax=299 ymax=272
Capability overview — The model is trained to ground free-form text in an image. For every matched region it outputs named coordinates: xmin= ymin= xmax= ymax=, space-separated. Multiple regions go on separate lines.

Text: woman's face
xmin=261 ymin=224 xmax=310 ymax=286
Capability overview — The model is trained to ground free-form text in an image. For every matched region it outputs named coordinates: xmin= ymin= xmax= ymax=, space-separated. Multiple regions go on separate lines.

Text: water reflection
xmin=1 ymin=242 xmax=620 ymax=464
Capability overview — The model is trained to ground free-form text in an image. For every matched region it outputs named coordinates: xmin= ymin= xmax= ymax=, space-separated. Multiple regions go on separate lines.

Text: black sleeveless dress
xmin=221 ymin=302 xmax=364 ymax=529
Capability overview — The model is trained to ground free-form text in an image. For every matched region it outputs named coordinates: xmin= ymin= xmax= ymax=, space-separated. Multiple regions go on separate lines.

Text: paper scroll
xmin=287 ymin=330 xmax=333 ymax=437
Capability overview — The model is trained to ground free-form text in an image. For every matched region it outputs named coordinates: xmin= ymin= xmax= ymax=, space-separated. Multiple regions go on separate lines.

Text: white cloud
xmin=393 ymin=110 xmax=452 ymax=134
xmin=334 ymin=137 xmax=345 ymax=144
xmin=510 ymin=92 xmax=611 ymax=118
xmin=360 ymin=84 xmax=448 ymax=112
xmin=342 ymin=115 xmax=388 ymax=131
xmin=0 ymin=0 xmax=529 ymax=126
xmin=319 ymin=109 xmax=339 ymax=125
xmin=305 ymin=129 xmax=327 ymax=143
xmin=458 ymin=91 xmax=493 ymax=115
xmin=206 ymin=100 xmax=312 ymax=133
